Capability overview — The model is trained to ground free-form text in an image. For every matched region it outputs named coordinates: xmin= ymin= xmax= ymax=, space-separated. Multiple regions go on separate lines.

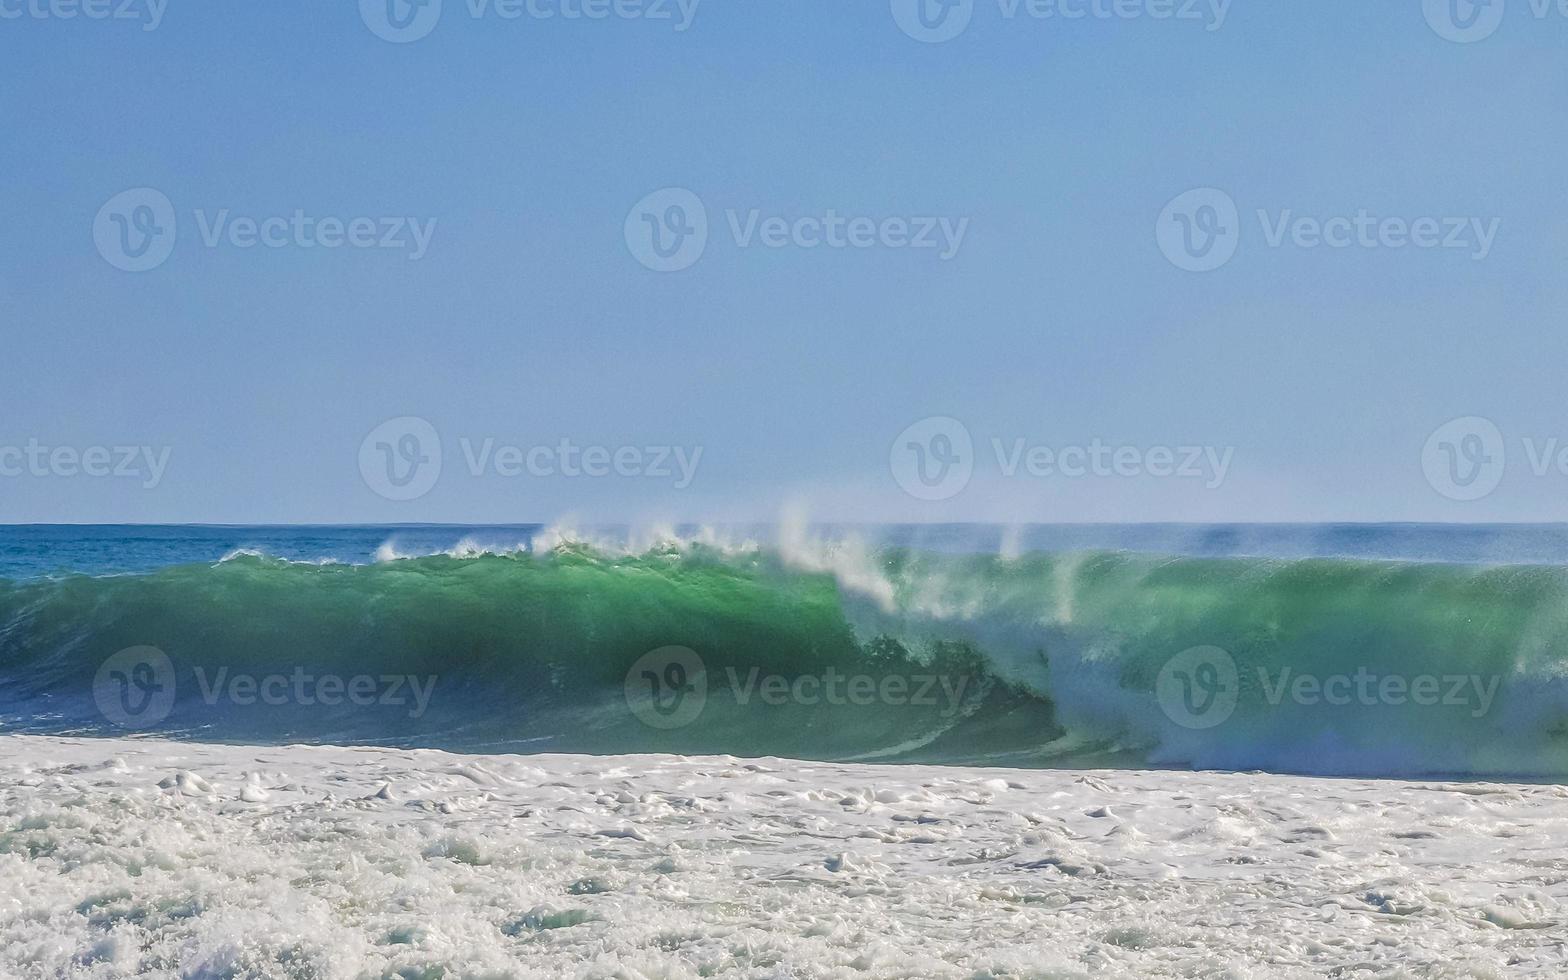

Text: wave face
xmin=4 ymin=541 xmax=1568 ymax=779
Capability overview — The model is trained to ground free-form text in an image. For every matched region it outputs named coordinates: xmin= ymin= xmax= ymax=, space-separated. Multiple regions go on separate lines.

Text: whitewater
xmin=1 ymin=735 xmax=1563 ymax=978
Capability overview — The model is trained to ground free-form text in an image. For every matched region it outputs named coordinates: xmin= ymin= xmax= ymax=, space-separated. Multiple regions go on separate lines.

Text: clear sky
xmin=3 ymin=0 xmax=1567 ymax=525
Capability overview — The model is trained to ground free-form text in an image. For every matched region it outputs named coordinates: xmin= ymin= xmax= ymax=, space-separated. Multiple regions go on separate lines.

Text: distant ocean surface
xmin=11 ymin=522 xmax=1568 ymax=578
xmin=4 ymin=523 xmax=1568 ymax=780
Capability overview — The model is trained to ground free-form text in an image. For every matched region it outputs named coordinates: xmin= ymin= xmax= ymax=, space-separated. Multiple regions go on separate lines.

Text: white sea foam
xmin=368 ymin=523 xmax=769 ymax=565
xmin=1 ymin=735 xmax=1563 ymax=978
xmin=527 ymin=521 xmax=764 ymax=560
xmin=217 ymin=549 xmax=344 ymax=567
xmin=777 ymin=509 xmax=899 ymax=612
xmin=217 ymin=548 xmax=267 ymax=563
xmin=373 ymin=535 xmax=532 ymax=562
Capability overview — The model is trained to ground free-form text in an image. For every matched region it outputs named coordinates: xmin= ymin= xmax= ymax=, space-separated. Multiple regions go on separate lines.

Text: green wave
xmin=3 ymin=545 xmax=1568 ymax=778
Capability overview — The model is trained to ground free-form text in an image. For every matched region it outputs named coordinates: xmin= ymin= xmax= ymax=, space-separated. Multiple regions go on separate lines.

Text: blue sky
xmin=2 ymin=0 xmax=1567 ymax=524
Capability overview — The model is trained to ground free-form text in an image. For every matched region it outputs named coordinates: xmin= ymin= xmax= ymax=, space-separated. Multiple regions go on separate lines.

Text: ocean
xmin=6 ymin=524 xmax=1567 ymax=977
xmin=4 ymin=522 xmax=1566 ymax=779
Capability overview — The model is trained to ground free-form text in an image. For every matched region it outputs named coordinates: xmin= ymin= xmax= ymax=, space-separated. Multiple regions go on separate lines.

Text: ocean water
xmin=4 ymin=522 xmax=1568 ymax=779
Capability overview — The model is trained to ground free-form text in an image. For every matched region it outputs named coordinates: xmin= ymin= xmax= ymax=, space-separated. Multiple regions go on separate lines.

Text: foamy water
xmin=2 ymin=735 xmax=1564 ymax=978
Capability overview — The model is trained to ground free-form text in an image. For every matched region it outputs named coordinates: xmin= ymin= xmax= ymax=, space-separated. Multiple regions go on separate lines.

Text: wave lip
xmin=3 ymin=542 xmax=1567 ymax=779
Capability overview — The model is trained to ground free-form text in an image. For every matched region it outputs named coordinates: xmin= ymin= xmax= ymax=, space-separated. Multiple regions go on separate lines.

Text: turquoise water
xmin=3 ymin=524 xmax=1568 ymax=779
